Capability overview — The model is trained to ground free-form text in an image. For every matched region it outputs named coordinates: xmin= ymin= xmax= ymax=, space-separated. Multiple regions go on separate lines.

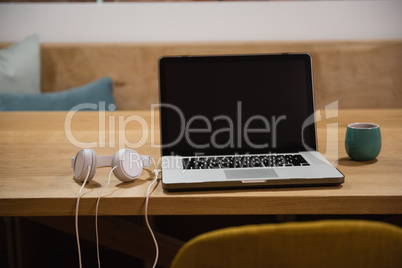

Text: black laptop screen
xmin=159 ymin=54 xmax=317 ymax=156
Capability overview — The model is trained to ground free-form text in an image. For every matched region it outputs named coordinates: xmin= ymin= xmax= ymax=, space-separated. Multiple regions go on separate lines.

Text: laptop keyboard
xmin=182 ymin=154 xmax=310 ymax=170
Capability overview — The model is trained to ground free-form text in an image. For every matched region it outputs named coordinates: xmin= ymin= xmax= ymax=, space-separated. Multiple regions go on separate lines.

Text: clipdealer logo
xmin=64 ymin=100 xmax=339 ymax=165
xmin=64 ymin=101 xmax=288 ymax=151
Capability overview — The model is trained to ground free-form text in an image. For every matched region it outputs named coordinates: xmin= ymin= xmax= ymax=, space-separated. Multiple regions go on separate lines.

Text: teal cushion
xmin=0 ymin=77 xmax=116 ymax=111
xmin=0 ymin=34 xmax=41 ymax=94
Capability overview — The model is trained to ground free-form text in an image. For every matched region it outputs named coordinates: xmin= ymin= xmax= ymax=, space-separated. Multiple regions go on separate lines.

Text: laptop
xmin=158 ymin=53 xmax=344 ymax=191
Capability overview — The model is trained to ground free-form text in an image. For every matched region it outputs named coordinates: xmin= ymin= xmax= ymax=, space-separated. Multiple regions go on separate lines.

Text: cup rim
xmin=348 ymin=122 xmax=379 ymax=129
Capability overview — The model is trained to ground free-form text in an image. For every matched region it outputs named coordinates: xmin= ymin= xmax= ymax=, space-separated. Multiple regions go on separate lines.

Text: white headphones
xmin=72 ymin=149 xmax=159 ymax=268
xmin=72 ymin=148 xmax=151 ymax=183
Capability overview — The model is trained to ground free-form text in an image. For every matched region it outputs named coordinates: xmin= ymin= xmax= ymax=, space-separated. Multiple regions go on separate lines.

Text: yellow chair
xmin=171 ymin=220 xmax=402 ymax=268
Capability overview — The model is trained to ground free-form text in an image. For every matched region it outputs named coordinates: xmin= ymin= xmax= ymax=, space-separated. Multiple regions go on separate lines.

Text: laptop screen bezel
xmin=158 ymin=53 xmax=317 ymax=157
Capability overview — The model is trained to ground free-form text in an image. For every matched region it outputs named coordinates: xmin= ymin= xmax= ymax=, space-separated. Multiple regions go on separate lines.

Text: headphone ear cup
xmin=73 ymin=149 xmax=97 ymax=182
xmin=112 ymin=149 xmax=143 ymax=182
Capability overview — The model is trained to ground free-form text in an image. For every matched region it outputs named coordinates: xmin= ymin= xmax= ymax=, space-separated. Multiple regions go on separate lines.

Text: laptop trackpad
xmin=224 ymin=169 xmax=278 ymax=179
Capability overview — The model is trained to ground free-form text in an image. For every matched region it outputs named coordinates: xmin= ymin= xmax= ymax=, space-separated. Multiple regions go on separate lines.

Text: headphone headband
xmin=71 ymin=154 xmax=151 ymax=168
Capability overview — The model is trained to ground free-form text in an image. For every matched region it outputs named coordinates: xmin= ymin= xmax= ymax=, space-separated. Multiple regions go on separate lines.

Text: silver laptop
xmin=158 ymin=53 xmax=344 ymax=191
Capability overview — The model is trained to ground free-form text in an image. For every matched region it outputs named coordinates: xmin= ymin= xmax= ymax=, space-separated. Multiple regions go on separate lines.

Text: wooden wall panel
xmin=1 ymin=41 xmax=401 ymax=109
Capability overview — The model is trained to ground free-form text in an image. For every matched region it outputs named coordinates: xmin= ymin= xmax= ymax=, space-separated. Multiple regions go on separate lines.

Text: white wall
xmin=0 ymin=1 xmax=401 ymax=43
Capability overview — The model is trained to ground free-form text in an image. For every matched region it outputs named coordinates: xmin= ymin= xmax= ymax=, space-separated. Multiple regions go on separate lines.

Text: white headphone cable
xmin=75 ymin=165 xmax=91 ymax=268
xmin=145 ymin=169 xmax=161 ymax=268
xmin=76 ymin=166 xmax=161 ymax=268
xmin=95 ymin=166 xmax=116 ymax=268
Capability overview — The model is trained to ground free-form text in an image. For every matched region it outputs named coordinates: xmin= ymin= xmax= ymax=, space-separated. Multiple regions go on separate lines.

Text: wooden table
xmin=0 ymin=109 xmax=401 ymax=217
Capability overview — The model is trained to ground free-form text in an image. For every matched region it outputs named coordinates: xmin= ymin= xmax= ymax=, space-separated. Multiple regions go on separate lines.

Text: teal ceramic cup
xmin=345 ymin=123 xmax=381 ymax=161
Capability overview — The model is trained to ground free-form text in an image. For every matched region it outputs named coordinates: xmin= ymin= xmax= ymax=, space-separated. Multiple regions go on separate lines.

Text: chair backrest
xmin=170 ymin=220 xmax=402 ymax=268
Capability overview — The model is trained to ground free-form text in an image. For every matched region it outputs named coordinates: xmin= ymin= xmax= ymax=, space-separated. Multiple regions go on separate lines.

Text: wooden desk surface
xmin=0 ymin=109 xmax=401 ymax=217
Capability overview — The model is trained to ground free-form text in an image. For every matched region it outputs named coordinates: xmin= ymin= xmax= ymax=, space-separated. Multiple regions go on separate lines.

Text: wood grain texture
xmin=1 ymin=40 xmax=401 ymax=109
xmin=0 ymin=109 xmax=401 ymax=216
